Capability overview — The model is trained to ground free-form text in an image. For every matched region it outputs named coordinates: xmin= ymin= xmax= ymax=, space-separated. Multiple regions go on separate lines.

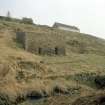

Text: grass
xmin=0 ymin=20 xmax=105 ymax=105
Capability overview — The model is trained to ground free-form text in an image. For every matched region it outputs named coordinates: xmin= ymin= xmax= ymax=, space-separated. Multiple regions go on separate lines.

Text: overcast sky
xmin=0 ymin=0 xmax=105 ymax=39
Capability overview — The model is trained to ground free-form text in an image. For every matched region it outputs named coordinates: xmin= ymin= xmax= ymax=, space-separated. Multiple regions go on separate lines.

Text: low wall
xmin=16 ymin=31 xmax=66 ymax=56
xmin=16 ymin=32 xmax=26 ymax=48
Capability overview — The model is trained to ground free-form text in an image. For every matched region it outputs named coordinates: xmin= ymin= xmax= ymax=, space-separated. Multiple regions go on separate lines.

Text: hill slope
xmin=0 ymin=20 xmax=105 ymax=105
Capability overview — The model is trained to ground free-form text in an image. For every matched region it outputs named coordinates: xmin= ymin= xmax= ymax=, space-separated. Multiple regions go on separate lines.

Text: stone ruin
xmin=16 ymin=31 xmax=66 ymax=56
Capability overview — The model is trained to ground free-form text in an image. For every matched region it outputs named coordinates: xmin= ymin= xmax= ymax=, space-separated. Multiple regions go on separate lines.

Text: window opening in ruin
xmin=39 ymin=48 xmax=42 ymax=54
xmin=55 ymin=47 xmax=58 ymax=55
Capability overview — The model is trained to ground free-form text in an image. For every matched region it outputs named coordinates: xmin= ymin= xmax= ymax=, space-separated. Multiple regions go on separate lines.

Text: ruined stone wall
xmin=16 ymin=32 xmax=26 ymax=48
xmin=16 ymin=31 xmax=66 ymax=56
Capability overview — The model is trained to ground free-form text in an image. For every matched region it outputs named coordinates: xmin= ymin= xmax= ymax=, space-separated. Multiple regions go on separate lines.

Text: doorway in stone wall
xmin=55 ymin=47 xmax=58 ymax=55
xmin=38 ymin=48 xmax=42 ymax=54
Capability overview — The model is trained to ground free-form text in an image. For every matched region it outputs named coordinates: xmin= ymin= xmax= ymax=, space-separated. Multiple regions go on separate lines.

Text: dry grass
xmin=0 ymin=20 xmax=105 ymax=105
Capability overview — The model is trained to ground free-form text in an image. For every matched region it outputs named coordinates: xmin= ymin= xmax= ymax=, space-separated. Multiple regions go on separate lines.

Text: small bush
xmin=21 ymin=18 xmax=33 ymax=24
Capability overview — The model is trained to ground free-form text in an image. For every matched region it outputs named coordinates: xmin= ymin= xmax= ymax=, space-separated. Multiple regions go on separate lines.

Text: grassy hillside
xmin=0 ymin=20 xmax=105 ymax=105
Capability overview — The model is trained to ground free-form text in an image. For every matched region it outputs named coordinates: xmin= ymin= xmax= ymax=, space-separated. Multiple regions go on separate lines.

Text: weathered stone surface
xmin=16 ymin=32 xmax=26 ymax=48
xmin=16 ymin=31 xmax=66 ymax=56
xmin=39 ymin=47 xmax=55 ymax=55
xmin=56 ymin=47 xmax=66 ymax=55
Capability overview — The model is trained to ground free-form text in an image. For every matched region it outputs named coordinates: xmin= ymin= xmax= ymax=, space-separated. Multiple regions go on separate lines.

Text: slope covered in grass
xmin=0 ymin=20 xmax=105 ymax=105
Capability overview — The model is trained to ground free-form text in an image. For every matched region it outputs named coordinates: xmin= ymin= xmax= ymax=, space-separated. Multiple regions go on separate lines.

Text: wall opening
xmin=55 ymin=47 xmax=58 ymax=55
xmin=38 ymin=48 xmax=42 ymax=54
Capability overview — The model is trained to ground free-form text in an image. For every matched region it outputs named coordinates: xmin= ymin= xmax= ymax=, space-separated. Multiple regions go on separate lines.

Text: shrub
xmin=21 ymin=18 xmax=33 ymax=24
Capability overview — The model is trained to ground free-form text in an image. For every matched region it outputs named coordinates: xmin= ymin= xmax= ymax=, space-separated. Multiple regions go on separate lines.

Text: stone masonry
xmin=16 ymin=31 xmax=66 ymax=56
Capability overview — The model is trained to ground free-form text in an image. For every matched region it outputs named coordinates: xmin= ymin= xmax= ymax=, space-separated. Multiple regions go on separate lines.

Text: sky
xmin=0 ymin=0 xmax=105 ymax=39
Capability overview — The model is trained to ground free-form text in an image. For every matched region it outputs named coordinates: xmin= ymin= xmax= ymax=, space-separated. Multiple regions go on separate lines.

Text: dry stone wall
xmin=16 ymin=32 xmax=26 ymax=48
xmin=16 ymin=31 xmax=66 ymax=56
